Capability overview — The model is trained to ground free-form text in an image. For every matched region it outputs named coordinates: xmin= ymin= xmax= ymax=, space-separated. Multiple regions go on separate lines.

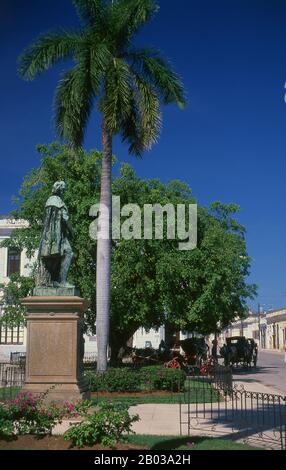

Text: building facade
xmin=217 ymin=309 xmax=286 ymax=352
xmin=264 ymin=309 xmax=286 ymax=351
xmin=221 ymin=313 xmax=267 ymax=348
xmin=0 ymin=217 xmax=32 ymax=361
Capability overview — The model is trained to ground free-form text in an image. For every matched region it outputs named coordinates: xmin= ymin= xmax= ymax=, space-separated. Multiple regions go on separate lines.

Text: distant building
xmin=265 ymin=309 xmax=286 ymax=351
xmin=216 ymin=308 xmax=286 ymax=352
xmin=0 ymin=217 xmax=32 ymax=361
xmin=221 ymin=313 xmax=267 ymax=348
xmin=132 ymin=326 xmax=165 ymax=349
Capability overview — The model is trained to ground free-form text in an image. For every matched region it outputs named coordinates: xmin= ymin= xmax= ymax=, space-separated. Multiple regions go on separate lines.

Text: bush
xmin=63 ymin=401 xmax=139 ymax=448
xmin=0 ymin=392 xmax=62 ymax=439
xmin=0 ymin=391 xmax=91 ymax=440
xmin=85 ymin=366 xmax=187 ymax=393
xmin=140 ymin=366 xmax=186 ymax=392
xmin=85 ymin=368 xmax=140 ymax=393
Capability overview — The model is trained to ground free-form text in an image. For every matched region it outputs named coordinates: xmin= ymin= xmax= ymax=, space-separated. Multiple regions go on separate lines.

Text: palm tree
xmin=18 ymin=0 xmax=186 ymax=372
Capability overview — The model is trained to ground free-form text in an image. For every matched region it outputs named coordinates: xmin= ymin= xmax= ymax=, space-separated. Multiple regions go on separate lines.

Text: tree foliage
xmin=1 ymin=144 xmax=256 ymax=351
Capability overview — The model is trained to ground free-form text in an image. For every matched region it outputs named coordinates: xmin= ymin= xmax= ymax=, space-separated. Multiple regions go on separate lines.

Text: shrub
xmin=0 ymin=392 xmax=62 ymax=439
xmin=63 ymin=401 xmax=139 ymax=448
xmin=0 ymin=392 xmax=91 ymax=440
xmin=0 ymin=417 xmax=14 ymax=440
xmin=140 ymin=366 xmax=186 ymax=392
xmin=61 ymin=399 xmax=92 ymax=418
xmin=85 ymin=368 xmax=140 ymax=393
xmin=85 ymin=366 xmax=187 ymax=393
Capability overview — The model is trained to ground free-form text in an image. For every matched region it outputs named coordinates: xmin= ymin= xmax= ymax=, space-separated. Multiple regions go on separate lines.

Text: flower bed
xmin=0 ymin=390 xmax=90 ymax=440
xmin=0 ymin=390 xmax=139 ymax=449
xmin=0 ymin=435 xmax=146 ymax=450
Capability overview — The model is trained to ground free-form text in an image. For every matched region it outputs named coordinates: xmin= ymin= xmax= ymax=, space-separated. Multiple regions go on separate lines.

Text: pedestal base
xmin=21 ymin=296 xmax=90 ymax=404
xmin=22 ymin=382 xmax=89 ymax=403
xmin=33 ymin=286 xmax=80 ymax=297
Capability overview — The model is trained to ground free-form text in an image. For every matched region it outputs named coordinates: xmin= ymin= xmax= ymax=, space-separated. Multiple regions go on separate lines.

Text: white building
xmin=224 ymin=313 xmax=266 ymax=346
xmin=264 ymin=309 xmax=286 ymax=351
xmin=132 ymin=326 xmax=165 ymax=349
xmin=0 ymin=217 xmax=32 ymax=361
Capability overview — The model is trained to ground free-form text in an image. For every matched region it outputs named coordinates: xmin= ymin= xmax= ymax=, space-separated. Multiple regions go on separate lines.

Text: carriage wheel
xmin=171 ymin=359 xmax=180 ymax=369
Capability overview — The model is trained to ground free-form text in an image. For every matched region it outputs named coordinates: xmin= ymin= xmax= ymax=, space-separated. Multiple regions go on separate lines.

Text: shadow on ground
xmin=232 ymin=366 xmax=279 ymax=376
xmin=129 ymin=435 xmax=262 ymax=450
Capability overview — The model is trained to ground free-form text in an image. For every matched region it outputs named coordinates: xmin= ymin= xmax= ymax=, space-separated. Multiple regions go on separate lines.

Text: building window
xmin=0 ymin=325 xmax=24 ymax=345
xmin=7 ymin=248 xmax=21 ymax=277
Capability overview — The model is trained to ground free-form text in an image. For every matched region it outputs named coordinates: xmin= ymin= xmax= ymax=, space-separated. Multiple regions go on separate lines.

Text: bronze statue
xmin=36 ymin=181 xmax=74 ymax=288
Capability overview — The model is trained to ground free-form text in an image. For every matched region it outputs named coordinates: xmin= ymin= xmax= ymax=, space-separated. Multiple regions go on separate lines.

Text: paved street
xmin=232 ymin=350 xmax=286 ymax=396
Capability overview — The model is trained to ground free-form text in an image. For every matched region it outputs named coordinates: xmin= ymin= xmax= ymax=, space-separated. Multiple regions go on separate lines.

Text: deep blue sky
xmin=1 ymin=0 xmax=286 ymax=311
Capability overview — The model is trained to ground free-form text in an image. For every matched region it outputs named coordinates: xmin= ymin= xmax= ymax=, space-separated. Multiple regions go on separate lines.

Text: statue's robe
xmin=38 ymin=195 xmax=68 ymax=258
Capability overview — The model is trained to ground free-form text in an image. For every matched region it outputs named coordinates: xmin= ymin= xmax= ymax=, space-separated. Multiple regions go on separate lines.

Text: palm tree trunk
xmin=96 ymin=120 xmax=112 ymax=372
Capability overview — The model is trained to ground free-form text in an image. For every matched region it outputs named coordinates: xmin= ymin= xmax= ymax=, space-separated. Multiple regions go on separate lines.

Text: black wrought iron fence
xmin=180 ymin=370 xmax=286 ymax=450
xmin=10 ymin=352 xmax=26 ymax=367
xmin=211 ymin=364 xmax=232 ymax=392
xmin=0 ymin=362 xmax=25 ymax=402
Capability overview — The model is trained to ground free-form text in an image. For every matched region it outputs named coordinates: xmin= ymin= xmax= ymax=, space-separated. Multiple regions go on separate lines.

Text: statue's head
xmin=52 ymin=181 xmax=66 ymax=196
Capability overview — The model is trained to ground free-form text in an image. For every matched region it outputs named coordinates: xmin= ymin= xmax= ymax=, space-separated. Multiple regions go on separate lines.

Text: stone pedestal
xmin=21 ymin=296 xmax=90 ymax=403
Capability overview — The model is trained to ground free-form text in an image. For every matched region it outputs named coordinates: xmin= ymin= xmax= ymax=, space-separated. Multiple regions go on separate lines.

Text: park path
xmin=129 ymin=399 xmax=285 ymax=450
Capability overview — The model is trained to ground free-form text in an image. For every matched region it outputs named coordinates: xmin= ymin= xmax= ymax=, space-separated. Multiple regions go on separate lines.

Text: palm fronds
xmin=18 ymin=0 xmax=186 ymax=151
xmin=72 ymin=0 xmax=104 ymax=26
xmin=127 ymin=48 xmax=187 ymax=108
xmin=18 ymin=31 xmax=81 ymax=80
xmin=54 ymin=59 xmax=93 ymax=147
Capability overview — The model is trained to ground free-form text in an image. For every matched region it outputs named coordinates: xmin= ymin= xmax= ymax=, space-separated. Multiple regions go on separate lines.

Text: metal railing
xmin=211 ymin=364 xmax=232 ymax=391
xmin=180 ymin=368 xmax=286 ymax=450
xmin=0 ymin=362 xmax=25 ymax=402
xmin=10 ymin=352 xmax=26 ymax=366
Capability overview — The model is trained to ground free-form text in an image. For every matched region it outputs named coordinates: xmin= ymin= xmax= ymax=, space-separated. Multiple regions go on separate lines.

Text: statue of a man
xmin=36 ymin=181 xmax=74 ymax=287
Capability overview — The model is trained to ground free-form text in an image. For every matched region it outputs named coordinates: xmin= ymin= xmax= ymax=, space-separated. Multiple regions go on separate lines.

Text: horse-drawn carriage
xmin=125 ymin=337 xmax=209 ymax=370
xmin=178 ymin=337 xmax=209 ymax=366
xmin=220 ymin=336 xmax=258 ymax=368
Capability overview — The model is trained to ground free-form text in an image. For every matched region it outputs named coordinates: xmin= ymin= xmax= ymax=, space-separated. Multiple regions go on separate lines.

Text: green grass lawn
xmin=126 ymin=434 xmax=262 ymax=450
xmin=91 ymin=394 xmax=183 ymax=406
xmin=0 ymin=377 xmax=221 ymax=407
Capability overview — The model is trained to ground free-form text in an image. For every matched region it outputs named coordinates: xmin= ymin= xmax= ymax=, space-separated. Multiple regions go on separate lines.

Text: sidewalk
xmin=232 ymin=378 xmax=285 ymax=396
xmin=52 ymin=376 xmax=286 ymax=450
xmin=260 ymin=348 xmax=284 ymax=355
xmin=52 ymin=394 xmax=284 ymax=450
xmin=128 ymin=402 xmax=282 ymax=450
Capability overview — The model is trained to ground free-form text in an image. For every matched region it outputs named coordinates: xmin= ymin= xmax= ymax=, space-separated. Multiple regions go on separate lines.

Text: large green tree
xmin=1 ymin=144 xmax=256 ymax=361
xmin=18 ymin=0 xmax=186 ymax=371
